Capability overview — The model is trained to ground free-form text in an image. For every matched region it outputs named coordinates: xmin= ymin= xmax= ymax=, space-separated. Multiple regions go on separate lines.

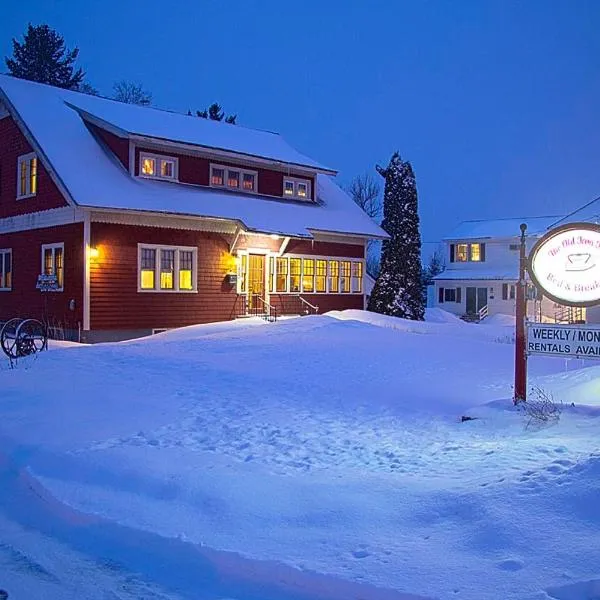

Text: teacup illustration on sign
xmin=565 ymin=252 xmax=595 ymax=272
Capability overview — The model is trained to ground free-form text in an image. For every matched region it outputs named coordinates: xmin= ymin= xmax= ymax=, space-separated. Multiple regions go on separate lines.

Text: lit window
xmin=297 ymin=182 xmax=307 ymax=198
xmin=456 ymin=244 xmax=468 ymax=262
xmin=17 ymin=153 xmax=38 ymax=198
xmin=228 ymin=170 xmax=240 ymax=188
xmin=211 ymin=167 xmax=225 ymax=186
xmin=283 ymin=181 xmax=294 ymax=196
xmin=329 ymin=260 xmax=339 ymax=293
xmin=289 ymin=258 xmax=301 ymax=292
xmin=242 ymin=172 xmax=256 ymax=191
xmin=316 ymin=260 xmax=327 ymax=292
xmin=139 ymin=153 xmax=178 ymax=181
xmin=0 ymin=249 xmax=12 ymax=291
xmin=160 ymin=249 xmax=175 ymax=290
xmin=140 ymin=248 xmax=156 ymax=289
xmin=352 ymin=262 xmax=363 ymax=293
xmin=179 ymin=251 xmax=193 ymax=290
xmin=340 ymin=261 xmax=351 ymax=293
xmin=41 ymin=243 xmax=64 ymax=290
xmin=141 ymin=157 xmax=155 ymax=176
xmin=268 ymin=256 xmax=275 ymax=292
xmin=302 ymin=259 xmax=315 ymax=292
xmin=276 ymin=257 xmax=288 ymax=292
xmin=470 ymin=243 xmax=481 ymax=262
xmin=238 ymin=254 xmax=247 ymax=293
xmin=160 ymin=159 xmax=175 ymax=179
xmin=283 ymin=177 xmax=311 ymax=200
xmin=139 ymin=245 xmax=197 ymax=292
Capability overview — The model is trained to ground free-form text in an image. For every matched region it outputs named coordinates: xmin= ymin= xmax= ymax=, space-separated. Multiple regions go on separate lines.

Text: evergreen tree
xmin=193 ymin=102 xmax=237 ymax=124
xmin=5 ymin=23 xmax=85 ymax=89
xmin=368 ymin=152 xmax=424 ymax=320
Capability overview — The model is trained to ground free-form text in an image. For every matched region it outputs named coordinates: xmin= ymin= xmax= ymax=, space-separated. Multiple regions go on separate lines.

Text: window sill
xmin=0 ymin=288 xmax=11 ymax=292
xmin=16 ymin=193 xmax=37 ymax=200
xmin=137 ymin=289 xmax=198 ymax=294
xmin=209 ymin=183 xmax=257 ymax=195
xmin=39 ymin=289 xmax=64 ymax=293
xmin=138 ymin=174 xmax=179 ymax=183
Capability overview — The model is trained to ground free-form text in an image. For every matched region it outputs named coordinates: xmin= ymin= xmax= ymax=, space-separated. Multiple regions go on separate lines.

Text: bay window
xmin=138 ymin=244 xmax=197 ymax=292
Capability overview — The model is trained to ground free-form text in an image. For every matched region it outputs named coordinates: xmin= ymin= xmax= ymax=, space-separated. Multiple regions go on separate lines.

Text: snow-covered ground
xmin=1 ymin=310 xmax=599 ymax=600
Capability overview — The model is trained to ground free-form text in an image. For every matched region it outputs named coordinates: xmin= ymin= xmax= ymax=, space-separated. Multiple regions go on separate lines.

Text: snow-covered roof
xmin=444 ymin=216 xmax=563 ymax=241
xmin=0 ymin=75 xmax=385 ymax=240
xmin=434 ymin=269 xmax=517 ymax=281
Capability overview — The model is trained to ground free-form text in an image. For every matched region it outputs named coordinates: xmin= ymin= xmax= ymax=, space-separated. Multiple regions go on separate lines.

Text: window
xmin=316 ymin=260 xmax=327 ymax=293
xmin=502 ymin=283 xmax=516 ymax=300
xmin=139 ymin=152 xmax=178 ymax=181
xmin=451 ymin=242 xmax=486 ymax=263
xmin=238 ymin=254 xmax=247 ymax=293
xmin=352 ymin=262 xmax=363 ymax=293
xmin=329 ymin=260 xmax=339 ymax=292
xmin=289 ymin=258 xmax=301 ymax=292
xmin=138 ymin=245 xmax=197 ymax=292
xmin=282 ymin=177 xmax=312 ymax=201
xmin=276 ymin=257 xmax=288 ymax=292
xmin=0 ymin=249 xmax=12 ymax=291
xmin=340 ymin=261 xmax=351 ymax=293
xmin=210 ymin=164 xmax=257 ymax=193
xmin=456 ymin=244 xmax=468 ymax=262
xmin=17 ymin=153 xmax=37 ymax=198
xmin=470 ymin=243 xmax=481 ymax=262
xmin=439 ymin=287 xmax=461 ymax=303
xmin=302 ymin=259 xmax=315 ymax=292
xmin=41 ymin=243 xmax=64 ymax=291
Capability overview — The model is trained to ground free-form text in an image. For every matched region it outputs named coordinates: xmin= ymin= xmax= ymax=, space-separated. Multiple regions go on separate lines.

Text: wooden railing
xmin=554 ymin=306 xmax=584 ymax=324
xmin=478 ymin=304 xmax=489 ymax=321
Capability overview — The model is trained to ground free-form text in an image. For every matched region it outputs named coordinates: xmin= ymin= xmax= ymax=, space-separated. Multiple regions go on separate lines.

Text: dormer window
xmin=17 ymin=153 xmax=37 ymax=199
xmin=283 ymin=177 xmax=311 ymax=201
xmin=139 ymin=152 xmax=178 ymax=181
xmin=210 ymin=164 xmax=257 ymax=193
xmin=450 ymin=242 xmax=486 ymax=263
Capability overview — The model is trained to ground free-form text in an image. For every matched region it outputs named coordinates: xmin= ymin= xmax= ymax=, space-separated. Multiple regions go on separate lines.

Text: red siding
xmin=90 ymin=223 xmax=239 ymax=330
xmin=0 ymin=223 xmax=84 ymax=327
xmin=0 ymin=117 xmax=69 ymax=218
xmin=89 ymin=124 xmax=129 ymax=171
xmin=285 ymin=239 xmax=365 ymax=258
xmin=133 ymin=146 xmax=314 ymax=198
xmin=270 ymin=293 xmax=363 ymax=315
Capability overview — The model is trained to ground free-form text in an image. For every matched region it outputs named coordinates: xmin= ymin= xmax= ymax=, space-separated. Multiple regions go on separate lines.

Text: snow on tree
xmin=112 ymin=81 xmax=152 ymax=105
xmin=368 ymin=152 xmax=425 ymax=320
xmin=5 ymin=23 xmax=85 ymax=90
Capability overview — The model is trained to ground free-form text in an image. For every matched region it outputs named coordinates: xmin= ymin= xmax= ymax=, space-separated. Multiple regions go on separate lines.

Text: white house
xmin=432 ymin=215 xmax=586 ymax=323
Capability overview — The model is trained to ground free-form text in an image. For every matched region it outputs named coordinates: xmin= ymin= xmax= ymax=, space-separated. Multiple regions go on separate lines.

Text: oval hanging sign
xmin=528 ymin=222 xmax=600 ymax=307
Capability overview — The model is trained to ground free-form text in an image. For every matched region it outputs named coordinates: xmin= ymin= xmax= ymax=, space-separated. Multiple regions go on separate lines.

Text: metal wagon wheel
xmin=1 ymin=318 xmax=23 ymax=359
xmin=16 ymin=319 xmax=48 ymax=356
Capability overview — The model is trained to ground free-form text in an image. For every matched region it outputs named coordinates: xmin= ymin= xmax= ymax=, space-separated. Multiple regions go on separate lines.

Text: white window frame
xmin=282 ymin=177 xmax=312 ymax=201
xmin=0 ymin=248 xmax=12 ymax=291
xmin=137 ymin=244 xmax=198 ymax=293
xmin=138 ymin=152 xmax=179 ymax=182
xmin=17 ymin=152 xmax=38 ymax=199
xmin=41 ymin=243 xmax=65 ymax=292
xmin=210 ymin=163 xmax=258 ymax=193
xmin=262 ymin=253 xmax=364 ymax=294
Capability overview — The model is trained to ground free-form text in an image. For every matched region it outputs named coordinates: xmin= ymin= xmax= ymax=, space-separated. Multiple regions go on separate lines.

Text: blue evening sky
xmin=2 ymin=1 xmax=600 ymax=247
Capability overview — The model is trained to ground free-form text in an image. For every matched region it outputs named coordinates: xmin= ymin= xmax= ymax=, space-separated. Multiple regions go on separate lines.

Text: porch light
xmin=89 ymin=246 xmax=100 ymax=260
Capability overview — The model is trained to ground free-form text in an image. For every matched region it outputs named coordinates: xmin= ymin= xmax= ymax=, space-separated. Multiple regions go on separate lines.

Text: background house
xmin=431 ymin=216 xmax=587 ymax=323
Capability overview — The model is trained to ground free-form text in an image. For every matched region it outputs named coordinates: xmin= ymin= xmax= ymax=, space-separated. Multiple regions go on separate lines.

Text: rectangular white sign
xmin=527 ymin=323 xmax=600 ymax=359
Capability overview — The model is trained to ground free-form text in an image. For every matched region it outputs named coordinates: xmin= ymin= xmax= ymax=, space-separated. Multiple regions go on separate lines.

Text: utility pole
xmin=514 ymin=223 xmax=528 ymax=404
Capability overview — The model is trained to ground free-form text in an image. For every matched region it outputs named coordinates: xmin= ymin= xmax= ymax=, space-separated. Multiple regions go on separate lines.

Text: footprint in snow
xmin=352 ymin=549 xmax=371 ymax=559
xmin=497 ymin=558 xmax=524 ymax=571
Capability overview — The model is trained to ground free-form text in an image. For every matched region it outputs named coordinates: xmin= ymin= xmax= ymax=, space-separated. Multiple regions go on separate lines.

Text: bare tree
xmin=346 ymin=172 xmax=381 ymax=221
xmin=112 ymin=81 xmax=152 ymax=106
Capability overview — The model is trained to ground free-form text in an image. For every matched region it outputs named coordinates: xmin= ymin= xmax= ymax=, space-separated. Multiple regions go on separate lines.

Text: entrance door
xmin=466 ymin=287 xmax=477 ymax=315
xmin=466 ymin=287 xmax=488 ymax=315
xmin=247 ymin=254 xmax=265 ymax=311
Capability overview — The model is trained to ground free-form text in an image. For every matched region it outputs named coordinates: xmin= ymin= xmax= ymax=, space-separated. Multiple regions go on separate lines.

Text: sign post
xmin=514 ymin=224 xmax=528 ymax=404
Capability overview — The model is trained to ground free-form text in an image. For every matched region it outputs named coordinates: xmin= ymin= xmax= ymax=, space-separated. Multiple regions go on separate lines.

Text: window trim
xmin=138 ymin=152 xmax=179 ymax=182
xmin=453 ymin=241 xmax=486 ymax=263
xmin=210 ymin=163 xmax=258 ymax=194
xmin=40 ymin=242 xmax=65 ymax=292
xmin=16 ymin=152 xmax=38 ymax=199
xmin=282 ymin=176 xmax=312 ymax=201
xmin=137 ymin=243 xmax=198 ymax=293
xmin=0 ymin=248 xmax=12 ymax=291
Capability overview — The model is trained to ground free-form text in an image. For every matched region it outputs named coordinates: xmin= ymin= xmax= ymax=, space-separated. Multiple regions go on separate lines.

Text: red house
xmin=0 ymin=75 xmax=385 ymax=342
